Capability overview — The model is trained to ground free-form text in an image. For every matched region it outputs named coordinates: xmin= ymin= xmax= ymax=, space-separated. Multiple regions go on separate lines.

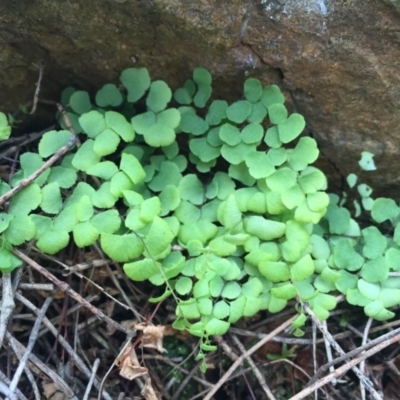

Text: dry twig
xmin=300 ymin=303 xmax=382 ymax=400
xmin=203 ymin=314 xmax=297 ymax=400
xmin=13 ymin=249 xmax=136 ymax=337
xmin=8 ymin=292 xmax=55 ymax=396
xmin=289 ymin=330 xmax=400 ymax=400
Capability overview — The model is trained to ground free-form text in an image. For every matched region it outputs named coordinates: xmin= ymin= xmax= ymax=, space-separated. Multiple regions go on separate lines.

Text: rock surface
xmin=1 ymin=0 xmax=399 ymax=197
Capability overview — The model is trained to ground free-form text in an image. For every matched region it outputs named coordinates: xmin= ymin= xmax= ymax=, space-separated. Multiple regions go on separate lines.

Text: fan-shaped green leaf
xmin=79 ymin=110 xmax=106 ymax=138
xmin=87 ymin=161 xmax=118 ymax=180
xmin=266 ymin=167 xmax=297 ymax=192
xmin=189 ymin=137 xmax=220 ymax=163
xmin=0 ymin=247 xmax=23 ymax=273
xmin=362 ymin=226 xmax=387 ymax=259
xmin=244 ymin=216 xmax=286 ymax=241
xmin=206 ymin=100 xmax=228 ymax=125
xmin=221 ymin=142 xmax=256 ymax=165
xmin=8 ymin=183 xmax=41 ymax=215
xmin=120 ymin=67 xmax=151 ymax=102
xmin=110 ymin=171 xmax=134 ymax=197
xmin=226 ymin=100 xmax=252 ymax=123
xmin=278 ymin=113 xmax=305 ymax=143
xmin=245 ymin=151 xmax=275 ymax=179
xmin=371 ymin=198 xmax=399 ymax=223
xmin=268 ymin=104 xmax=288 ymax=124
xmin=105 ymin=111 xmax=135 ymax=142
xmin=213 ymin=301 xmax=230 ymax=319
xmin=37 ymin=229 xmax=69 ymax=255
xmin=95 ymin=84 xmax=123 ymax=107
xmin=194 ymin=83 xmax=212 ymax=108
xmin=41 ymin=182 xmax=62 ymax=214
xmin=39 ymin=130 xmax=72 ymax=158
xmin=288 ymin=137 xmax=319 ymax=171
xmin=298 ymin=168 xmax=327 ymax=193
xmin=358 ymin=279 xmax=380 ymax=300
xmin=47 ymin=166 xmax=77 ymax=189
xmin=72 ymin=140 xmax=101 ymax=171
xmin=144 ymin=216 xmax=175 ymax=258
xmin=205 ymin=318 xmax=230 ymax=336
xmin=240 ymin=123 xmax=264 ymax=144
xmin=174 ymin=87 xmax=192 ymax=105
xmin=244 ymin=78 xmax=262 ymax=103
xmin=0 ymin=213 xmax=13 ymax=234
xmin=100 ymin=233 xmax=144 ymax=262
xmin=260 ymin=85 xmax=285 ymax=107
xmin=90 ymin=210 xmax=121 ymax=233
xmin=70 ymin=91 xmax=92 ymax=114
xmin=358 ymin=151 xmax=376 ymax=171
xmin=361 ymin=256 xmax=388 ymax=282
xmin=92 ymin=182 xmax=118 ymax=208
xmin=124 ymin=258 xmax=160 ymax=281
xmin=157 ymin=108 xmax=181 ymax=129
xmin=175 ymin=276 xmax=193 ymax=295
xmin=4 ymin=215 xmax=35 ymax=245
xmin=178 ymin=174 xmax=204 ymax=205
xmin=93 ymin=128 xmax=120 ymax=156
xmin=291 ymin=254 xmax=314 ymax=281
xmin=179 ymin=110 xmax=209 ymax=135
xmin=143 ymin=123 xmax=176 ymax=147
xmin=333 ymin=240 xmax=364 ymax=271
xmin=73 ymin=221 xmax=99 ymax=247
xmin=219 ymin=123 xmax=241 ymax=146
xmin=146 ymin=80 xmax=171 ymax=112
xmin=271 ymin=283 xmax=297 ymax=300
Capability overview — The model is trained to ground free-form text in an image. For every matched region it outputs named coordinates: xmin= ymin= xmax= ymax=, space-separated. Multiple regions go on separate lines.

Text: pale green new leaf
xmin=205 ymin=318 xmax=230 ymax=336
xmin=291 ymin=254 xmax=314 ymax=282
xmin=244 ymin=216 xmax=286 ymax=241
xmin=72 ymin=140 xmax=101 ymax=171
xmin=120 ymin=153 xmax=146 ymax=185
xmin=124 ymin=258 xmax=161 ymax=281
xmin=37 ymin=229 xmax=70 ymax=255
xmin=73 ymin=221 xmax=99 ymax=247
xmin=144 ymin=216 xmax=175 ymax=258
xmin=100 ymin=233 xmax=144 ymax=262
xmin=105 ymin=111 xmax=135 ymax=142
xmin=87 ymin=161 xmax=118 ymax=180
xmin=93 ymin=128 xmax=120 ymax=156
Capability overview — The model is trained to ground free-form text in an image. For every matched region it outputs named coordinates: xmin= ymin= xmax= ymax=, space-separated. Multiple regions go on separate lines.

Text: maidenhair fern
xmin=1 ymin=67 xmax=400 ymax=370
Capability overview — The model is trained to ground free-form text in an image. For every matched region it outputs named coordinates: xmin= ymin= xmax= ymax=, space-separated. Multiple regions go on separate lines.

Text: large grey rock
xmin=0 ymin=0 xmax=399 ymax=197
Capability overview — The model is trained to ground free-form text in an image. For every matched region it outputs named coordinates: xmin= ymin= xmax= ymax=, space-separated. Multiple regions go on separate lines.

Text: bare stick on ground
xmin=230 ymin=333 xmax=277 ymax=400
xmin=203 ymin=314 xmax=297 ymax=400
xmin=300 ymin=303 xmax=382 ymax=400
xmin=13 ymin=249 xmax=136 ymax=337
xmin=0 ymin=273 xmax=15 ymax=350
xmin=289 ymin=330 xmax=400 ymax=400
xmin=8 ymin=292 xmax=55 ymax=395
xmin=15 ymin=292 xmax=114 ymax=400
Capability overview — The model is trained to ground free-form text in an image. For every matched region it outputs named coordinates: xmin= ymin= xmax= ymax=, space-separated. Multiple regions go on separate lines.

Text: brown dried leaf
xmin=42 ymin=382 xmax=57 ymax=398
xmin=136 ymin=323 xmax=166 ymax=353
xmin=119 ymin=347 xmax=148 ymax=381
xmin=141 ymin=376 xmax=161 ymax=400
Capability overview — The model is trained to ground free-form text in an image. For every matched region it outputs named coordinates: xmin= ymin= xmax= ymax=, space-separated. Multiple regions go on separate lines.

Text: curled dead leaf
xmin=135 ymin=323 xmax=166 ymax=353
